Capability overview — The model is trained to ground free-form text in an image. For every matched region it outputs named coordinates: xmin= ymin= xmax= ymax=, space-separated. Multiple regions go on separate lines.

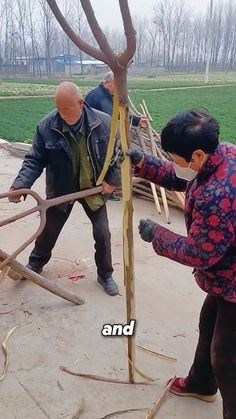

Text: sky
xmin=90 ymin=0 xmax=227 ymax=29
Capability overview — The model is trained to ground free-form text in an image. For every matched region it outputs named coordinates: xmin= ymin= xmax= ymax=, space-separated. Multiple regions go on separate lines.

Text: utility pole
xmin=205 ymin=0 xmax=214 ymax=84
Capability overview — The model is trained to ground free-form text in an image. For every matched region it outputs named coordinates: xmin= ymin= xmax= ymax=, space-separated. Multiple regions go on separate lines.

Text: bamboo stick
xmin=146 ymin=134 xmax=171 ymax=222
xmin=136 ymin=129 xmax=161 ymax=214
xmin=120 ymin=104 xmax=136 ymax=384
xmin=134 ymin=123 xmax=185 ymax=209
xmin=140 ymin=105 xmax=171 ymax=224
xmin=133 ymin=173 xmax=183 ymax=209
xmin=142 ymin=99 xmax=153 ymax=122
xmin=145 ymin=377 xmax=176 ymax=419
xmin=128 ymin=94 xmax=143 ymax=117
xmin=133 ymin=187 xmax=180 ymax=209
xmin=151 ymin=128 xmax=186 ymax=208
xmin=134 ymin=183 xmax=178 ymax=205
xmin=132 ymin=187 xmax=155 ymax=200
xmin=60 ymin=366 xmax=150 ymax=385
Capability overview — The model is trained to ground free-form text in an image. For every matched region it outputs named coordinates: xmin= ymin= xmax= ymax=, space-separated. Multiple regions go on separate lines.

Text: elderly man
xmin=86 ymin=71 xmax=147 ymax=201
xmin=86 ymin=71 xmax=148 ymax=128
xmin=127 ymin=109 xmax=236 ymax=418
xmin=9 ymin=82 xmax=120 ymax=296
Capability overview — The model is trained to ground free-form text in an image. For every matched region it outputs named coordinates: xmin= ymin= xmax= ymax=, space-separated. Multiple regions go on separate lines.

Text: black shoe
xmin=108 ymin=193 xmax=120 ymax=201
xmin=97 ymin=276 xmax=119 ymax=296
xmin=26 ymin=263 xmax=43 ymax=275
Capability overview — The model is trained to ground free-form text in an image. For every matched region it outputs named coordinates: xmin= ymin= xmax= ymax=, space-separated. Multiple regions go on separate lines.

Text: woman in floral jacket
xmin=128 ymin=109 xmax=236 ymax=419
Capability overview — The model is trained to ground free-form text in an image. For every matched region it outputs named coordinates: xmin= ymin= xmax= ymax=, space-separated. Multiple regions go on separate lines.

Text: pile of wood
xmin=131 ymin=128 xmax=185 ymax=209
xmin=129 ymin=97 xmax=185 ymax=223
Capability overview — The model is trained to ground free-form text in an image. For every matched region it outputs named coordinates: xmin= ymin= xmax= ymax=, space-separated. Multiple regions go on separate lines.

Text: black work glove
xmin=138 ymin=219 xmax=160 ymax=242
xmin=116 ymin=141 xmax=144 ymax=166
xmin=126 ymin=147 xmax=144 ymax=166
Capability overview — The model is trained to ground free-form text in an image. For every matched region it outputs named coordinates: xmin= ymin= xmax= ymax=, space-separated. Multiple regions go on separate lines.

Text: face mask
xmin=173 ymin=162 xmax=198 ymax=182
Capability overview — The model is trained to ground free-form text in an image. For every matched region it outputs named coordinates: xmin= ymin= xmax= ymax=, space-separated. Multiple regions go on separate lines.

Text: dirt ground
xmin=0 ymin=151 xmax=222 ymax=419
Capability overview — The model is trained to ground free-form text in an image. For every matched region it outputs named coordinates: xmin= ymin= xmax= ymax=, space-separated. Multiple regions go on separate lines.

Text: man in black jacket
xmin=85 ymin=71 xmax=148 ymax=129
xmin=9 ymin=82 xmax=120 ymax=296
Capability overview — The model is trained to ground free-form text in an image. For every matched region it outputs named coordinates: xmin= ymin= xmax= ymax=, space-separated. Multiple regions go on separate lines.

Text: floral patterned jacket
xmin=135 ymin=143 xmax=236 ymax=302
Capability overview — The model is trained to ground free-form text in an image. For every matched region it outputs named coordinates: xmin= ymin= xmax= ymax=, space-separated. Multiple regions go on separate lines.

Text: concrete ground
xmin=0 ymin=151 xmax=222 ymax=419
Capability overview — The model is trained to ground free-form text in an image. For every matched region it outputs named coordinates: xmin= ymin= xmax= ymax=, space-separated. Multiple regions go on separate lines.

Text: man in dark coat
xmin=9 ymin=82 xmax=120 ymax=296
xmin=85 ymin=70 xmax=148 ymax=128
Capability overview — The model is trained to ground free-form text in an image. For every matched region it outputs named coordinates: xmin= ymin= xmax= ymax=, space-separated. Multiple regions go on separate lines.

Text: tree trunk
xmin=115 ymin=69 xmax=135 ymax=382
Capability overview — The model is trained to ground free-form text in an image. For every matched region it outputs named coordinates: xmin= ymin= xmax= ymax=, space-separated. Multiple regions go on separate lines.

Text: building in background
xmin=0 ymin=54 xmax=108 ymax=77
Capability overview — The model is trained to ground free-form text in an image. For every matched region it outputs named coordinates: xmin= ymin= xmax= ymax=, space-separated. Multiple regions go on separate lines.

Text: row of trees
xmin=0 ymin=0 xmax=97 ymax=75
xmin=0 ymin=0 xmax=236 ymax=75
xmin=133 ymin=0 xmax=236 ymax=71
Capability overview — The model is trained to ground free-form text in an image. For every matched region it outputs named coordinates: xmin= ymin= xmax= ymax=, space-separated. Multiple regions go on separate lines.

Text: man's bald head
xmin=55 ymin=82 xmax=82 ymax=100
xmin=55 ymin=82 xmax=84 ymax=125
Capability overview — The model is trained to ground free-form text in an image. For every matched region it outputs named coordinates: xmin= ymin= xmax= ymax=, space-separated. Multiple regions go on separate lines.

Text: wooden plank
xmin=0 ymin=249 xmax=84 ymax=306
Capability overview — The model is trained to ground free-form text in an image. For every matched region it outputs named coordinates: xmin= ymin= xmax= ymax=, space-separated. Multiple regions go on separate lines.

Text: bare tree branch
xmin=45 ymin=0 xmax=106 ymax=63
xmin=80 ymin=0 xmax=116 ymax=68
xmin=46 ymin=0 xmax=136 ymax=71
xmin=118 ymin=0 xmax=136 ymax=67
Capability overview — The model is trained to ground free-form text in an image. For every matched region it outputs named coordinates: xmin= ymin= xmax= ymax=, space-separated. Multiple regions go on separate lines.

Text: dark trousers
xmin=187 ymin=294 xmax=236 ymax=419
xmin=29 ymin=201 xmax=113 ymax=279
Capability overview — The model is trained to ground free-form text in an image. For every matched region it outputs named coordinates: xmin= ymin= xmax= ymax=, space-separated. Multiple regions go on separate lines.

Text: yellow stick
xmin=143 ymin=112 xmax=171 ymax=224
xmin=142 ymin=99 xmax=153 ymax=122
xmin=120 ymin=105 xmax=136 ymax=383
xmin=137 ymin=345 xmax=177 ymax=361
xmin=96 ymin=81 xmax=120 ymax=185
xmin=145 ymin=377 xmax=176 ymax=419
xmin=136 ymin=129 xmax=161 ymax=215
xmin=0 ymin=327 xmax=17 ymax=381
xmin=128 ymin=94 xmax=143 ymax=117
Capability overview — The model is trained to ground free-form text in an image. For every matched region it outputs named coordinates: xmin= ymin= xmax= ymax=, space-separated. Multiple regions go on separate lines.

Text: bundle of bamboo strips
xmin=132 ymin=179 xmax=184 ymax=210
xmin=129 ymin=96 xmax=185 ymax=221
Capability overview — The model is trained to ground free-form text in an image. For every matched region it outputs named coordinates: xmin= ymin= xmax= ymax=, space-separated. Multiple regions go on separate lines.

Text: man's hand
xmin=8 ymin=187 xmax=23 ymax=203
xmin=102 ymin=181 xmax=115 ymax=195
xmin=138 ymin=219 xmax=160 ymax=242
xmin=139 ymin=117 xmax=149 ymax=129
xmin=126 ymin=147 xmax=144 ymax=168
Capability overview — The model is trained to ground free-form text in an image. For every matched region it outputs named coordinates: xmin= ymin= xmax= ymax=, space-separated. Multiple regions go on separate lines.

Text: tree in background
xmin=38 ymin=0 xmax=57 ymax=77
xmin=1 ymin=0 xmax=236 ymax=75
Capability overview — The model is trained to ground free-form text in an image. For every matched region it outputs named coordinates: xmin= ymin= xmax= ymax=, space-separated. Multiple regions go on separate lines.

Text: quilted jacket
xmin=135 ymin=143 xmax=236 ymax=302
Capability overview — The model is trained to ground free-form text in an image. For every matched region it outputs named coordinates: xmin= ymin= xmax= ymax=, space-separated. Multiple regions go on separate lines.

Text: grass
xmin=1 ymin=72 xmax=236 ymax=95
xmin=0 ymin=82 xmax=236 ymax=143
xmin=0 ymin=82 xmax=90 ymax=97
xmin=0 ymin=98 xmax=55 ymax=141
xmin=0 ymin=76 xmax=95 ymax=86
xmin=130 ymin=86 xmax=236 ymax=144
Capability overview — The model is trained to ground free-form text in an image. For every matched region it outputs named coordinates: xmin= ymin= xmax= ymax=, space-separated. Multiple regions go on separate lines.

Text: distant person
xmin=85 ymin=71 xmax=148 ymax=201
xmin=9 ymin=82 xmax=120 ymax=296
xmin=127 ymin=109 xmax=236 ymax=419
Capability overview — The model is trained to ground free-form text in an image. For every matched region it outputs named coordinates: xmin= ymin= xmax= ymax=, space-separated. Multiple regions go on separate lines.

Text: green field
xmin=0 ymin=98 xmax=55 ymax=141
xmin=1 ymin=72 xmax=236 ymax=94
xmin=131 ymin=86 xmax=236 ymax=143
xmin=0 ymin=74 xmax=236 ymax=143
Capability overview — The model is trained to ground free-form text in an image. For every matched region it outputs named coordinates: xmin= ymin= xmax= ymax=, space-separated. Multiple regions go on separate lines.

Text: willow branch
xmin=45 ymin=0 xmax=106 ymax=63
xmin=118 ymin=0 xmax=136 ymax=68
xmin=80 ymin=0 xmax=116 ymax=68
